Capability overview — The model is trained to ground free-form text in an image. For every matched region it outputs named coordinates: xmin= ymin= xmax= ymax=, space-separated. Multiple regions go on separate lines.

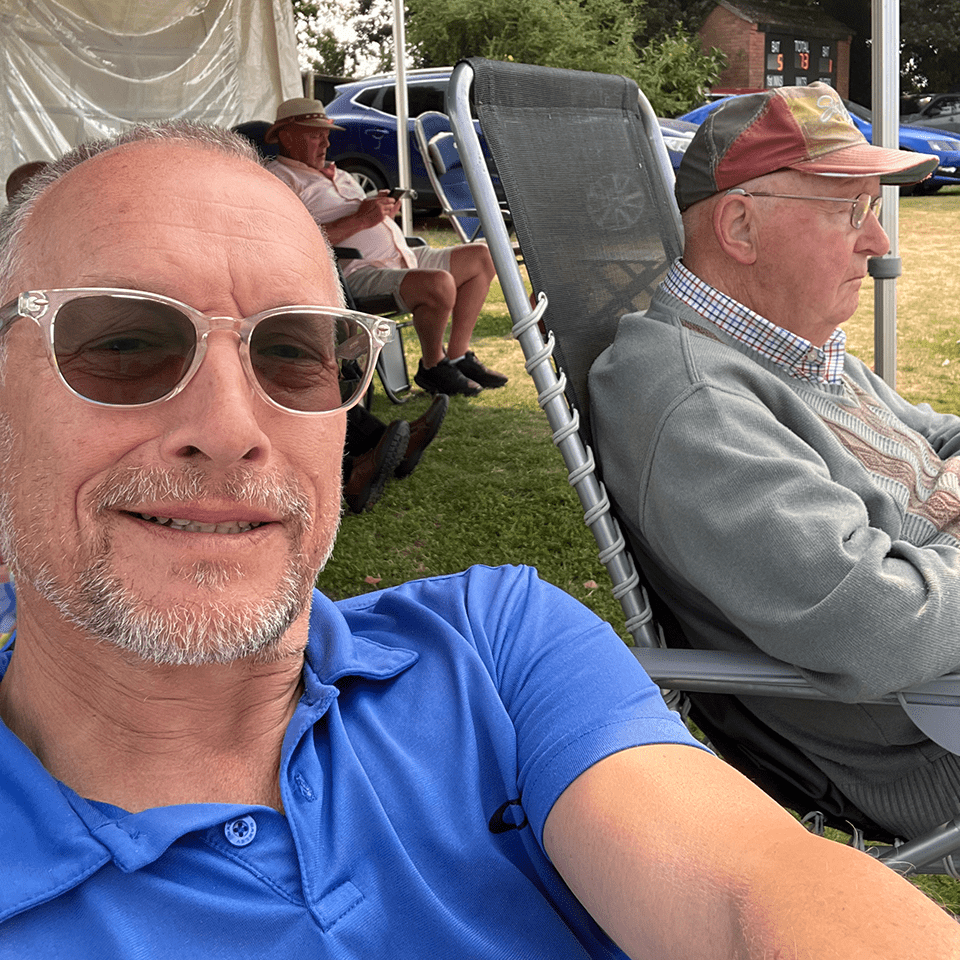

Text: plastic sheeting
xmin=0 ymin=0 xmax=302 ymax=188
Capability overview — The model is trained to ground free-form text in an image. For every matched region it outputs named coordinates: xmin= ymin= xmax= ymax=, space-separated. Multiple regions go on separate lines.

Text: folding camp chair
xmin=448 ymin=56 xmax=960 ymax=877
xmin=333 ymin=246 xmax=414 ymax=405
xmin=230 ymin=121 xmax=413 ymax=404
xmin=412 ymin=111 xmax=500 ymax=244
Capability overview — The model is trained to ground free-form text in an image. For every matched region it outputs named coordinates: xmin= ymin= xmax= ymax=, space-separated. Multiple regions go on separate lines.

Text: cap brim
xmin=790 ymin=142 xmax=938 ymax=185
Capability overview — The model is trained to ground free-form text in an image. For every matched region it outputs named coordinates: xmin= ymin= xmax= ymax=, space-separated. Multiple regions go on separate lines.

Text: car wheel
xmin=339 ymin=162 xmax=387 ymax=196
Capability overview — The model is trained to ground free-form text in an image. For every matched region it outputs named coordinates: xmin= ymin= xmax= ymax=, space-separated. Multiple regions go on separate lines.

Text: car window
xmin=354 ymin=87 xmax=380 ymax=109
xmin=381 ymin=83 xmax=447 ymax=117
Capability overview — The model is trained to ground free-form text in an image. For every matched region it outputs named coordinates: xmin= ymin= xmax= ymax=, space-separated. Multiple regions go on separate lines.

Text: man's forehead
xmin=48 ymin=140 xmax=283 ymax=219
xmin=756 ymin=168 xmax=880 ymax=192
xmin=16 ymin=139 xmax=336 ymax=299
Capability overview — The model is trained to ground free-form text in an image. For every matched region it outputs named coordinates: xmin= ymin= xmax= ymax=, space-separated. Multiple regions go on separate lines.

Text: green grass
xmin=844 ymin=189 xmax=960 ymax=411
xmin=319 ymin=221 xmax=627 ymax=631
xmin=317 ymin=199 xmax=960 ymax=911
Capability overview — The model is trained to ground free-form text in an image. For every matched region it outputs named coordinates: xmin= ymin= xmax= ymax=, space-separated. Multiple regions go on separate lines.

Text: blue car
xmin=325 ymin=68 xmax=459 ymax=209
xmin=678 ymin=95 xmax=960 ymax=194
xmin=657 ymin=117 xmax=699 ymax=171
xmin=325 ymin=68 xmax=697 ymax=210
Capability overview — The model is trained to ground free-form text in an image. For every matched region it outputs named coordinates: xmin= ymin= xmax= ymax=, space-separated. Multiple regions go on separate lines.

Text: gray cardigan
xmin=590 ymin=285 xmax=960 ymax=837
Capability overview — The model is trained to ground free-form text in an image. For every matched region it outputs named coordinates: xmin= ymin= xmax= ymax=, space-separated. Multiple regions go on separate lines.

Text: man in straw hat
xmin=265 ymin=97 xmax=507 ymax=397
xmin=591 ymin=81 xmax=960 ymax=840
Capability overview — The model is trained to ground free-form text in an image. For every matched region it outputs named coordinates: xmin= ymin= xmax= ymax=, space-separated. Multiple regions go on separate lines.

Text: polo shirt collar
xmin=0 ymin=588 xmax=417 ymax=920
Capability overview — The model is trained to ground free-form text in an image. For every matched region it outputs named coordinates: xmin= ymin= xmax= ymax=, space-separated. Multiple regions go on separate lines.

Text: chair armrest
xmin=333 ymin=246 xmax=361 ymax=260
xmin=633 ymin=647 xmax=960 ymax=755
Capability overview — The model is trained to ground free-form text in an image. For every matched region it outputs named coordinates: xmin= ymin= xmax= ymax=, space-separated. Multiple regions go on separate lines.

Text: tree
xmin=631 ymin=0 xmax=716 ymax=45
xmin=292 ymin=0 xmax=724 ymax=113
xmin=293 ymin=0 xmax=394 ymax=77
xmin=403 ymin=0 xmax=724 ymax=113
xmin=635 ymin=23 xmax=725 ymax=116
xmin=806 ymin=0 xmax=960 ymax=100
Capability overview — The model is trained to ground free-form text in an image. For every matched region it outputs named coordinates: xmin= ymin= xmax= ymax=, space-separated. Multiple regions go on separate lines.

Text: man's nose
xmin=860 ymin=208 xmax=890 ymax=258
xmin=158 ymin=334 xmax=271 ymax=469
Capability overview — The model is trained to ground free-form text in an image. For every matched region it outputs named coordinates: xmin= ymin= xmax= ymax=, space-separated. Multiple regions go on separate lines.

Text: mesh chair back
xmin=467 ymin=59 xmax=682 ymax=450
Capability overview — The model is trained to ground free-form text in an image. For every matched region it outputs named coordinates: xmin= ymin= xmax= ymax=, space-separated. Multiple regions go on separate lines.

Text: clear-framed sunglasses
xmin=0 ymin=288 xmax=395 ymax=415
xmin=725 ymin=188 xmax=883 ymax=230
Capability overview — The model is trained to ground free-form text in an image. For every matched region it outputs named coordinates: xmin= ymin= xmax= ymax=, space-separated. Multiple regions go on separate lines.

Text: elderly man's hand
xmin=353 ymin=194 xmax=400 ymax=228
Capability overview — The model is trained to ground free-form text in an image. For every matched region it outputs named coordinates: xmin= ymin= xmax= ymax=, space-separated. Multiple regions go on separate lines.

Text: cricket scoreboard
xmin=764 ymin=33 xmax=838 ymax=89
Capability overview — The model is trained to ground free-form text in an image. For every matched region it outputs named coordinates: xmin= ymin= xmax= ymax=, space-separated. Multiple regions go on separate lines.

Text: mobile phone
xmin=387 ymin=187 xmax=416 ymax=200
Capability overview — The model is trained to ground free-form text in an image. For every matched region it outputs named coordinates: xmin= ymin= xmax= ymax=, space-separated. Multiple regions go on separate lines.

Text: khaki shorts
xmin=344 ymin=245 xmax=454 ymax=312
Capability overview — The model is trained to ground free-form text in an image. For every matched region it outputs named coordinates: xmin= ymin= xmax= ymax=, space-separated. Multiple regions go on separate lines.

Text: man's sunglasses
xmin=0 ymin=288 xmax=395 ymax=415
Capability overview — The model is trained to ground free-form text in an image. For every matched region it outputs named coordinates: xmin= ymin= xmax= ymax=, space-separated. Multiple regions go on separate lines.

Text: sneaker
xmin=454 ymin=351 xmax=508 ymax=389
xmin=343 ymin=419 xmax=410 ymax=514
xmin=414 ymin=358 xmax=482 ymax=397
xmin=395 ymin=394 xmax=449 ymax=479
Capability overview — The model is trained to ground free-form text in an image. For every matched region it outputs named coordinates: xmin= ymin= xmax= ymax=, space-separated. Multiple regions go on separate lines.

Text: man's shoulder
xmin=589 ymin=290 xmax=712 ymax=401
xmin=328 ymin=564 xmax=599 ymax=660
xmin=334 ymin=564 xmax=542 ymax=619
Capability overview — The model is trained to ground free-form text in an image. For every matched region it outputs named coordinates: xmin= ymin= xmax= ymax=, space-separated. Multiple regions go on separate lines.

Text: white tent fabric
xmin=0 ymin=0 xmax=302 ymax=187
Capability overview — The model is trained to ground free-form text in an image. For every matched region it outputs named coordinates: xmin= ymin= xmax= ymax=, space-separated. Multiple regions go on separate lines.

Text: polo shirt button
xmin=224 ymin=815 xmax=257 ymax=847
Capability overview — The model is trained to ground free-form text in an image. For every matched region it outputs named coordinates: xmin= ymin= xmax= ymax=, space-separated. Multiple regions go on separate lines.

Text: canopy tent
xmin=0 ymin=0 xmax=302 ymax=189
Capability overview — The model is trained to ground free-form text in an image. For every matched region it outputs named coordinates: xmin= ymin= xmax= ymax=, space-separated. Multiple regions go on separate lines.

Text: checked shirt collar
xmin=663 ymin=259 xmax=847 ymax=386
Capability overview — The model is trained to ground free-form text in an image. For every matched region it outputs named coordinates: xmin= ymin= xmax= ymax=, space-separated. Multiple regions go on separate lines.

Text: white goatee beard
xmin=0 ymin=462 xmax=340 ymax=666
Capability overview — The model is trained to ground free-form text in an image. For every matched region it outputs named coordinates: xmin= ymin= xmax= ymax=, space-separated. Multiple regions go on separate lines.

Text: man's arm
xmin=321 ymin=194 xmax=399 ymax=246
xmin=544 ymin=745 xmax=960 ymax=959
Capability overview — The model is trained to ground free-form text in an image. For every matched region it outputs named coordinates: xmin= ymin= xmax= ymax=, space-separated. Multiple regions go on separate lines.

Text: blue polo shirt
xmin=0 ymin=565 xmax=702 ymax=958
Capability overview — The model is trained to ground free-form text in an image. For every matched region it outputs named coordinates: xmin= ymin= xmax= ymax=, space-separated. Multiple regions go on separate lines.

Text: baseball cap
xmin=264 ymin=98 xmax=345 ymax=143
xmin=675 ymin=82 xmax=938 ymax=211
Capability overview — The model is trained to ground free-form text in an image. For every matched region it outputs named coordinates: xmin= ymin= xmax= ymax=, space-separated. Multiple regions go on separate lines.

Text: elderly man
xmin=590 ymin=82 xmax=960 ymax=840
xmin=265 ymin=97 xmax=506 ymax=397
xmin=0 ymin=120 xmax=954 ymax=958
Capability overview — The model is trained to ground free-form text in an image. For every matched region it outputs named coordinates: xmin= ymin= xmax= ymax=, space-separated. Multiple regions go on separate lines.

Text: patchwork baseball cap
xmin=675 ymin=82 xmax=938 ymax=211
xmin=264 ymin=98 xmax=344 ymax=143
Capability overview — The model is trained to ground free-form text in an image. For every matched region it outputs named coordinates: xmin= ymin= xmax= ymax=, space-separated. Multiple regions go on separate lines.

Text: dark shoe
xmin=414 ymin=358 xmax=482 ymax=397
xmin=343 ymin=420 xmax=410 ymax=514
xmin=454 ymin=350 xmax=508 ymax=389
xmin=395 ymin=394 xmax=449 ymax=479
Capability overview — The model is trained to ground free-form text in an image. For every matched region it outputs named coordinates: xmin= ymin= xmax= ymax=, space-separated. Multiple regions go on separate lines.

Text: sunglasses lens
xmin=53 ymin=295 xmax=196 ymax=405
xmin=249 ymin=312 xmax=370 ymax=412
xmin=49 ymin=295 xmax=374 ymax=413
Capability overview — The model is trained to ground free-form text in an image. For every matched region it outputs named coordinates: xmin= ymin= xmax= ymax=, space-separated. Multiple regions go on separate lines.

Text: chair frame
xmin=413 ymin=111 xmax=484 ymax=244
xmin=334 ymin=245 xmax=413 ymax=405
xmin=448 ymin=56 xmax=960 ymax=877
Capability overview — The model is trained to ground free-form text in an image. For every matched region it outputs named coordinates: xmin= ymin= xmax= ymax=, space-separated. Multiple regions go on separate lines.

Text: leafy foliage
xmin=405 ymin=0 xmax=644 ymax=77
xmin=292 ymin=0 xmax=395 ymax=76
xmin=404 ymin=0 xmax=724 ymax=114
xmin=292 ymin=0 xmax=724 ymax=114
xmin=634 ymin=24 xmax=725 ymax=117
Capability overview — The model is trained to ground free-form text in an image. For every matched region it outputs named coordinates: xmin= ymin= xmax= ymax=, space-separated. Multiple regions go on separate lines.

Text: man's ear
xmin=713 ymin=192 xmax=759 ymax=266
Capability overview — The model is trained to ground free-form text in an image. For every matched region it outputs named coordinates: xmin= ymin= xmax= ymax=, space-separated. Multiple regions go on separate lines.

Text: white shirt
xmin=269 ymin=156 xmax=416 ymax=276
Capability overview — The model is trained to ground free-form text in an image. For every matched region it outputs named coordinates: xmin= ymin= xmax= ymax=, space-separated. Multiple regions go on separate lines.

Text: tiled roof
xmin=718 ymin=0 xmax=854 ymax=35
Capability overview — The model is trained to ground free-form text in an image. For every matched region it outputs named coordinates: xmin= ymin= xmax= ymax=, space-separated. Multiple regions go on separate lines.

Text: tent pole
xmin=871 ymin=0 xmax=900 ymax=389
xmin=392 ymin=0 xmax=413 ymax=235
